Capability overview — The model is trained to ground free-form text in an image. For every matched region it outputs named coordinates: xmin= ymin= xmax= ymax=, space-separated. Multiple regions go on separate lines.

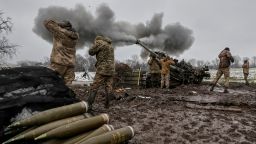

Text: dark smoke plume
xmin=33 ymin=4 xmax=194 ymax=58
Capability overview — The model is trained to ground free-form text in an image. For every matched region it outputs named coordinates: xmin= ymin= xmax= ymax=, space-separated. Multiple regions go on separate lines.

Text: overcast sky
xmin=1 ymin=0 xmax=256 ymax=64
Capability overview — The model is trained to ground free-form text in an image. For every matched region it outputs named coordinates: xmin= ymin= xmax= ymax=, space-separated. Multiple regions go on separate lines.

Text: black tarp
xmin=0 ymin=66 xmax=79 ymax=143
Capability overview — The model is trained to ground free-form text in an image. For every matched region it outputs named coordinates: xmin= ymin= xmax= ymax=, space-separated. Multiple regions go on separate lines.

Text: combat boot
xmin=223 ymin=87 xmax=229 ymax=93
xmin=87 ymin=91 xmax=97 ymax=111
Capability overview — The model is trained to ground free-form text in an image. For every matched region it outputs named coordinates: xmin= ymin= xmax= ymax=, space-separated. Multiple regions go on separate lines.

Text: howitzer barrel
xmin=8 ymin=101 xmax=88 ymax=128
xmin=79 ymin=126 xmax=135 ymax=144
xmin=35 ymin=114 xmax=109 ymax=140
xmin=136 ymin=40 xmax=159 ymax=58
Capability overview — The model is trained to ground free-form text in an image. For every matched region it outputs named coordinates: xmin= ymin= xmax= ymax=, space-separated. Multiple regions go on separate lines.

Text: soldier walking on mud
xmin=242 ymin=59 xmax=249 ymax=85
xmin=87 ymin=35 xmax=115 ymax=111
xmin=160 ymin=56 xmax=175 ymax=89
xmin=44 ymin=19 xmax=79 ymax=85
xmin=210 ymin=47 xmax=234 ymax=93
xmin=148 ymin=54 xmax=161 ymax=87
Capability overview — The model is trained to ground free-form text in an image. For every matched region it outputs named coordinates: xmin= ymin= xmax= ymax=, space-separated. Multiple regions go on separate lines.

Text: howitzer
xmin=135 ymin=39 xmax=210 ymax=87
xmin=135 ymin=40 xmax=182 ymax=72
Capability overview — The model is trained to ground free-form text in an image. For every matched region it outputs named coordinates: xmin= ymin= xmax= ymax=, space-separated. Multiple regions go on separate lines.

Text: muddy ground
xmin=71 ymin=82 xmax=256 ymax=144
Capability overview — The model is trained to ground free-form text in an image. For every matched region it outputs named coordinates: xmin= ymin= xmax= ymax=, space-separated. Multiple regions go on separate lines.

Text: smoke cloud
xmin=33 ymin=4 xmax=194 ymax=58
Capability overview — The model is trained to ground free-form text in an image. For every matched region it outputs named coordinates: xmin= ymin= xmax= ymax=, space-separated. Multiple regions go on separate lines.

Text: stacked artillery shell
xmin=4 ymin=114 xmax=87 ymax=143
xmin=34 ymin=113 xmax=109 ymax=140
xmin=3 ymin=101 xmax=136 ymax=144
xmin=74 ymin=124 xmax=114 ymax=144
xmin=8 ymin=101 xmax=88 ymax=128
xmin=79 ymin=126 xmax=135 ymax=144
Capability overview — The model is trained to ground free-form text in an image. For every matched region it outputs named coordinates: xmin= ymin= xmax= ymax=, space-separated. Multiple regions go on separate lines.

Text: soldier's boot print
xmin=87 ymin=91 xmax=97 ymax=111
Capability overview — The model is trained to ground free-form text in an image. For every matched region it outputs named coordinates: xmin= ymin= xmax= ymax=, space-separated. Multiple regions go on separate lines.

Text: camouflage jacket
xmin=148 ymin=57 xmax=161 ymax=74
xmin=89 ymin=36 xmax=115 ymax=76
xmin=160 ymin=58 xmax=175 ymax=75
xmin=44 ymin=20 xmax=79 ymax=66
xmin=242 ymin=61 xmax=249 ymax=74
xmin=218 ymin=50 xmax=234 ymax=68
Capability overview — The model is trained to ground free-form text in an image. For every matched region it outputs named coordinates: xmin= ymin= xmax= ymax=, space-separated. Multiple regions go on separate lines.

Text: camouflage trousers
xmin=212 ymin=67 xmax=230 ymax=88
xmin=50 ymin=63 xmax=75 ymax=85
xmin=244 ymin=73 xmax=249 ymax=85
xmin=90 ymin=73 xmax=113 ymax=93
xmin=161 ymin=73 xmax=170 ymax=88
xmin=150 ymin=73 xmax=161 ymax=87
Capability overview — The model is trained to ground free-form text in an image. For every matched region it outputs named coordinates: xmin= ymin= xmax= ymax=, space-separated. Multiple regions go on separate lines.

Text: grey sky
xmin=1 ymin=0 xmax=256 ymax=63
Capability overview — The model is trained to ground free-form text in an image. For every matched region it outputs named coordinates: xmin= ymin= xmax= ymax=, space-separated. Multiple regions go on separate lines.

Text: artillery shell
xmin=3 ymin=127 xmax=36 ymax=144
xmin=8 ymin=101 xmax=88 ymax=128
xmin=79 ymin=126 xmax=135 ymax=144
xmin=61 ymin=130 xmax=93 ymax=144
xmin=4 ymin=114 xmax=87 ymax=143
xmin=35 ymin=113 xmax=109 ymax=140
xmin=75 ymin=124 xmax=114 ymax=144
xmin=42 ymin=130 xmax=92 ymax=144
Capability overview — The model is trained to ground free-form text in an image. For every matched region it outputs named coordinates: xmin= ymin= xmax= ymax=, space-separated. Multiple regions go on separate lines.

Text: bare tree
xmin=188 ymin=58 xmax=196 ymax=66
xmin=251 ymin=56 xmax=256 ymax=67
xmin=196 ymin=60 xmax=204 ymax=67
xmin=84 ymin=53 xmax=96 ymax=72
xmin=0 ymin=11 xmax=16 ymax=59
xmin=75 ymin=54 xmax=88 ymax=72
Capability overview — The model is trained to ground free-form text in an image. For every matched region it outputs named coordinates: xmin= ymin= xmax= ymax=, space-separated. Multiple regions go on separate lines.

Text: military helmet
xmin=59 ymin=20 xmax=72 ymax=28
xmin=224 ymin=47 xmax=230 ymax=51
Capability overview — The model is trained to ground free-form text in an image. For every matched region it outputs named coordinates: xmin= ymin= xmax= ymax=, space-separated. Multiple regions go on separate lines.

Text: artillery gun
xmin=135 ymin=40 xmax=210 ymax=88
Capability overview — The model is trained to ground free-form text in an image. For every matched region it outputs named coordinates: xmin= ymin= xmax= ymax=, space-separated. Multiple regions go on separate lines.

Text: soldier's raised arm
xmin=44 ymin=19 xmax=60 ymax=34
xmin=88 ymin=39 xmax=101 ymax=56
xmin=226 ymin=51 xmax=234 ymax=63
xmin=44 ymin=19 xmax=78 ymax=40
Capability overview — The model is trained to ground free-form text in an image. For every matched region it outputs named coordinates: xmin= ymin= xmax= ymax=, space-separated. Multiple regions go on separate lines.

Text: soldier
xmin=44 ymin=19 xmax=79 ymax=85
xmin=160 ymin=56 xmax=175 ymax=89
xmin=147 ymin=54 xmax=161 ymax=87
xmin=242 ymin=59 xmax=249 ymax=85
xmin=87 ymin=36 xmax=115 ymax=111
xmin=210 ymin=47 xmax=234 ymax=93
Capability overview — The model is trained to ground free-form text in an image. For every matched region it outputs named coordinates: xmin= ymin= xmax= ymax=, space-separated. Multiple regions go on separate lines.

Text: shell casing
xmin=8 ymin=101 xmax=88 ymax=128
xmin=79 ymin=126 xmax=135 ymax=144
xmin=35 ymin=113 xmax=109 ymax=141
xmin=75 ymin=124 xmax=114 ymax=144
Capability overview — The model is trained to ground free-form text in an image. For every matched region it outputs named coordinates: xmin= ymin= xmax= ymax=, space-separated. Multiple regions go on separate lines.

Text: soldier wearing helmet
xmin=86 ymin=35 xmax=115 ymax=111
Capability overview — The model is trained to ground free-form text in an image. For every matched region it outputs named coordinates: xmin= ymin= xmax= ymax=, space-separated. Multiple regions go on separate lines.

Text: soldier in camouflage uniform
xmin=242 ymin=59 xmax=249 ymax=85
xmin=44 ymin=19 xmax=79 ymax=85
xmin=210 ymin=47 xmax=234 ymax=93
xmin=87 ymin=35 xmax=115 ymax=110
xmin=148 ymin=54 xmax=161 ymax=87
xmin=160 ymin=56 xmax=175 ymax=89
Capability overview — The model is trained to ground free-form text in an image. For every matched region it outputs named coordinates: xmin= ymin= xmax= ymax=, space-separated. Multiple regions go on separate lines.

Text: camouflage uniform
xmin=242 ymin=60 xmax=249 ymax=85
xmin=210 ymin=48 xmax=234 ymax=93
xmin=148 ymin=56 xmax=161 ymax=87
xmin=160 ymin=57 xmax=175 ymax=88
xmin=87 ymin=36 xmax=115 ymax=110
xmin=44 ymin=19 xmax=79 ymax=85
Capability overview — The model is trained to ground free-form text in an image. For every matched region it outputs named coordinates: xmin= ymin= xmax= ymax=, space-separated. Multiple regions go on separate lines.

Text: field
xmin=71 ymin=78 xmax=256 ymax=144
xmin=207 ymin=68 xmax=256 ymax=83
